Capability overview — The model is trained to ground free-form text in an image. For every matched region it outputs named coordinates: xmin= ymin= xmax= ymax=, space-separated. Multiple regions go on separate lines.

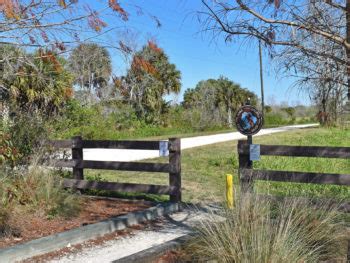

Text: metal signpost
xmin=235 ymin=100 xmax=263 ymax=137
xmin=235 ymin=99 xmax=264 ymax=167
xmin=226 ymin=99 xmax=264 ymax=202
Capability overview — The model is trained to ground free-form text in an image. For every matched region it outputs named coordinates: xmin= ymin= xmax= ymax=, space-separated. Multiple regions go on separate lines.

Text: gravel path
xmin=83 ymin=124 xmax=318 ymax=162
xmin=48 ymin=208 xmax=214 ymax=263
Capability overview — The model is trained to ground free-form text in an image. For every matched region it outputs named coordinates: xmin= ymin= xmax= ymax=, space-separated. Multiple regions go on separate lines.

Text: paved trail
xmin=83 ymin=124 xmax=318 ymax=162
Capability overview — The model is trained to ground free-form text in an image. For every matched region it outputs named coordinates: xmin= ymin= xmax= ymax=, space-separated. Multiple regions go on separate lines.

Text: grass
xmin=53 ymin=113 xmax=314 ymax=141
xmin=137 ymin=127 xmax=234 ymax=140
xmin=84 ymin=127 xmax=350 ymax=203
xmin=182 ymin=193 xmax=348 ymax=262
xmin=52 ymin=116 xmax=233 ymax=141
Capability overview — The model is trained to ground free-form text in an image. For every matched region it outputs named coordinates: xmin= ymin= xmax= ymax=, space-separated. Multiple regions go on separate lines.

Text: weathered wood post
xmin=169 ymin=138 xmax=181 ymax=202
xmin=72 ymin=136 xmax=83 ymax=180
xmin=238 ymin=140 xmax=253 ymax=192
xmin=347 ymin=239 xmax=350 ymax=262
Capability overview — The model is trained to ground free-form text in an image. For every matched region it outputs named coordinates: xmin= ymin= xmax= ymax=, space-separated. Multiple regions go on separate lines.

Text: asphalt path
xmin=83 ymin=124 xmax=318 ymax=162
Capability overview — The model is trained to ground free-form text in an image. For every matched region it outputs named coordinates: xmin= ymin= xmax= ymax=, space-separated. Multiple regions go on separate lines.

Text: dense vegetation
xmin=1 ymin=41 xmax=317 ymax=166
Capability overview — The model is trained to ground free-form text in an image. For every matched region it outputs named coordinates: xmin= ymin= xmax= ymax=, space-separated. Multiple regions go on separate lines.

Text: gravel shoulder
xmin=47 ymin=207 xmax=216 ymax=263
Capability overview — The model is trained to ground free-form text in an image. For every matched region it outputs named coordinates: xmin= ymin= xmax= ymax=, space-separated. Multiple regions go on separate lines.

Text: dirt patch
xmin=153 ymin=249 xmax=187 ymax=263
xmin=0 ymin=196 xmax=151 ymax=249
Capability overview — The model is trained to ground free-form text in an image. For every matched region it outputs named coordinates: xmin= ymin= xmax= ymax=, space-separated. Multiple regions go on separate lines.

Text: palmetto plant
xmin=0 ymin=46 xmax=73 ymax=115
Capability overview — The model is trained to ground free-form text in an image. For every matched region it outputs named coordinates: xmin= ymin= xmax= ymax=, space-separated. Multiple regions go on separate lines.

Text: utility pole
xmin=259 ymin=40 xmax=265 ymax=116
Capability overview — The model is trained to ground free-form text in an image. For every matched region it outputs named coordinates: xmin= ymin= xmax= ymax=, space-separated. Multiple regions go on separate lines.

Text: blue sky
xmin=105 ymin=0 xmax=310 ymax=106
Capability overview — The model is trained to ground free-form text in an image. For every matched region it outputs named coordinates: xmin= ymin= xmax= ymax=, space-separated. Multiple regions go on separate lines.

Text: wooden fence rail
xmin=238 ymin=139 xmax=350 ymax=260
xmin=240 ymin=169 xmax=350 ymax=186
xmin=238 ymin=143 xmax=350 ymax=159
xmin=48 ymin=136 xmax=181 ymax=202
xmin=238 ymin=140 xmax=350 ymax=189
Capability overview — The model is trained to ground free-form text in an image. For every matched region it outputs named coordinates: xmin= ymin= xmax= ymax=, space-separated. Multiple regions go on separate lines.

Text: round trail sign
xmin=235 ymin=105 xmax=263 ymax=136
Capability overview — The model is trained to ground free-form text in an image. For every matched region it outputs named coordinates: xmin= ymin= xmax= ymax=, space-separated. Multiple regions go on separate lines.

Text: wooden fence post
xmin=347 ymin=239 xmax=350 ymax=262
xmin=169 ymin=138 xmax=181 ymax=202
xmin=72 ymin=136 xmax=83 ymax=180
xmin=238 ymin=140 xmax=253 ymax=192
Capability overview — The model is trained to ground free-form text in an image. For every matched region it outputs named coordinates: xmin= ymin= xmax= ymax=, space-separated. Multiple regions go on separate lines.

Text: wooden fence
xmin=48 ymin=136 xmax=181 ymax=202
xmin=238 ymin=140 xmax=350 ymax=189
xmin=238 ymin=139 xmax=350 ymax=260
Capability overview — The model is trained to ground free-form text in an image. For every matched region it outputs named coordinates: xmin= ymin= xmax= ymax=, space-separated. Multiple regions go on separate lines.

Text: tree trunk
xmin=1 ymin=103 xmax=9 ymax=127
xmin=322 ymin=98 xmax=326 ymax=113
xmin=227 ymin=107 xmax=233 ymax=128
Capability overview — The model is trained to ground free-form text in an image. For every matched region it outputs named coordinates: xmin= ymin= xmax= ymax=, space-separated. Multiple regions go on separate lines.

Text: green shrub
xmin=0 ymin=131 xmax=21 ymax=166
xmin=0 ymin=111 xmax=47 ymax=165
xmin=51 ymin=99 xmax=143 ymax=139
xmin=264 ymin=112 xmax=289 ymax=126
xmin=50 ymin=99 xmax=229 ymax=140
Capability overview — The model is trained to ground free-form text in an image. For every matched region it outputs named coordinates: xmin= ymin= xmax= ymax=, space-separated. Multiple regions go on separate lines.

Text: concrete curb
xmin=113 ymin=233 xmax=194 ymax=263
xmin=0 ymin=202 xmax=180 ymax=263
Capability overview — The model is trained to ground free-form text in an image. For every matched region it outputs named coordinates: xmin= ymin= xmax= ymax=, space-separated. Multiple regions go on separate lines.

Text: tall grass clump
xmin=6 ymin=165 xmax=80 ymax=219
xmin=0 ymin=171 xmax=12 ymax=236
xmin=186 ymin=192 xmax=347 ymax=262
xmin=0 ymin=156 xmax=81 ymax=237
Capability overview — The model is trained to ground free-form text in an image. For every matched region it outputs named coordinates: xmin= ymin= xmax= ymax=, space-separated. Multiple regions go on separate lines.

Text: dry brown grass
xmin=0 ymin=157 xmax=81 ymax=237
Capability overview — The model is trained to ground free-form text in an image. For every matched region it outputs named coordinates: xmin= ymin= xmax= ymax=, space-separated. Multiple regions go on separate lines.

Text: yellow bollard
xmin=226 ymin=174 xmax=234 ymax=208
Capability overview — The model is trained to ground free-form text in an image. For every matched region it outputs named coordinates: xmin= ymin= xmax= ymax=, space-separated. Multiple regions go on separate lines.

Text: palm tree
xmin=215 ymin=77 xmax=243 ymax=127
xmin=69 ymin=43 xmax=112 ymax=103
xmin=116 ymin=41 xmax=181 ymax=122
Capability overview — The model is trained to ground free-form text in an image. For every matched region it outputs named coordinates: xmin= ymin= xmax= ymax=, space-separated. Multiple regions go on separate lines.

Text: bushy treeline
xmin=183 ymin=77 xmax=258 ymax=128
xmin=0 ymin=41 xmax=316 ymax=166
xmin=263 ymin=104 xmax=317 ymax=127
xmin=49 ymin=99 xmax=202 ymax=140
xmin=1 ymin=41 xmax=256 ymax=164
